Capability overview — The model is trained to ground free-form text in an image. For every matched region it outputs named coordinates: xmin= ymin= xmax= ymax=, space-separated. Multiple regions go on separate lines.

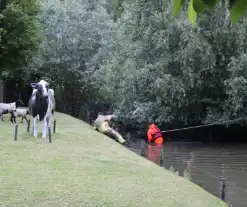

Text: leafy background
xmin=1 ymin=0 xmax=247 ymax=134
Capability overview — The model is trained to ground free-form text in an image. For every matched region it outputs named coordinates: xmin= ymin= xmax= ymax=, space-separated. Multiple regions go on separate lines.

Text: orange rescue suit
xmin=147 ymin=123 xmax=164 ymax=145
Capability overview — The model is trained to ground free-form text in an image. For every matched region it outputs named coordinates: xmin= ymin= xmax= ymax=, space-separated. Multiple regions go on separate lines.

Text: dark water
xmin=127 ymin=139 xmax=247 ymax=207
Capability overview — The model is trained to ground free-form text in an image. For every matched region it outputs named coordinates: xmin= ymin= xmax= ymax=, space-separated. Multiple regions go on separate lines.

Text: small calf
xmin=11 ymin=108 xmax=30 ymax=123
xmin=0 ymin=108 xmax=9 ymax=121
xmin=0 ymin=100 xmax=23 ymax=122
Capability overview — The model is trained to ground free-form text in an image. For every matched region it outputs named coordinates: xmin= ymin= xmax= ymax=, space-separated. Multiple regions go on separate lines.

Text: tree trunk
xmin=0 ymin=79 xmax=3 ymax=102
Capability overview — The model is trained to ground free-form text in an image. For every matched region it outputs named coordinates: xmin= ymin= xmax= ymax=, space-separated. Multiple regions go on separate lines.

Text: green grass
xmin=0 ymin=113 xmax=227 ymax=207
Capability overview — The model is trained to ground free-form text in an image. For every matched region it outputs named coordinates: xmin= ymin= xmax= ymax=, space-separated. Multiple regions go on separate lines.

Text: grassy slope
xmin=0 ymin=113 xmax=227 ymax=207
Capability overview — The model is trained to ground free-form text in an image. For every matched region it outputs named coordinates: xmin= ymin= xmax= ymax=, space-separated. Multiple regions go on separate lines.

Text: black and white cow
xmin=28 ymin=80 xmax=55 ymax=139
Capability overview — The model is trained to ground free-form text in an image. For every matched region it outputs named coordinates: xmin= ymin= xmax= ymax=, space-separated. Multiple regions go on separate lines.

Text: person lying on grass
xmin=93 ymin=112 xmax=126 ymax=145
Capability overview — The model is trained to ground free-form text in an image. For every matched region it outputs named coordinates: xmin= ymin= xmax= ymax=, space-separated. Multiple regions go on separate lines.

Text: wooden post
xmin=14 ymin=125 xmax=18 ymax=141
xmin=220 ymin=164 xmax=226 ymax=201
xmin=27 ymin=120 xmax=30 ymax=132
xmin=220 ymin=177 xmax=226 ymax=201
xmin=186 ymin=160 xmax=191 ymax=174
xmin=126 ymin=132 xmax=131 ymax=147
xmin=141 ymin=140 xmax=145 ymax=157
xmin=48 ymin=127 xmax=52 ymax=143
xmin=127 ymin=132 xmax=131 ymax=142
xmin=160 ymin=149 xmax=164 ymax=166
xmin=53 ymin=119 xmax=56 ymax=133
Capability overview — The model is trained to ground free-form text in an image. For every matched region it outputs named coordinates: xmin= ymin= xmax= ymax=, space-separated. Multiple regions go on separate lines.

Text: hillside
xmin=0 ymin=113 xmax=227 ymax=207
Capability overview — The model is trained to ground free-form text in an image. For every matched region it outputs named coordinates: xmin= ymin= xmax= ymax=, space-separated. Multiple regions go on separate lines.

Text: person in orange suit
xmin=147 ymin=123 xmax=163 ymax=165
xmin=147 ymin=123 xmax=164 ymax=145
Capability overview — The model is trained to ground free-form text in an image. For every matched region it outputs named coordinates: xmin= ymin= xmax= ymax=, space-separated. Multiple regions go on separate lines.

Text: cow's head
xmin=31 ymin=80 xmax=49 ymax=98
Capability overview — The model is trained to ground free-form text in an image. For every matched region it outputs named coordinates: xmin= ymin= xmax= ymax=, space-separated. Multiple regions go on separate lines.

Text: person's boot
xmin=110 ymin=129 xmax=126 ymax=145
xmin=117 ymin=137 xmax=126 ymax=145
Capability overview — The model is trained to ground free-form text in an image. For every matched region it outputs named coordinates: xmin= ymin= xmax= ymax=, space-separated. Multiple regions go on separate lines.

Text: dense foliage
xmin=0 ymin=0 xmax=42 ymax=78
xmin=94 ymin=0 xmax=247 ymax=130
xmin=26 ymin=0 xmax=115 ymax=119
xmin=2 ymin=0 xmax=247 ymax=133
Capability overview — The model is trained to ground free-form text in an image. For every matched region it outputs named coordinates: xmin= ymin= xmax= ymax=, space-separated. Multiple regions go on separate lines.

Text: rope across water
xmin=161 ymin=117 xmax=247 ymax=133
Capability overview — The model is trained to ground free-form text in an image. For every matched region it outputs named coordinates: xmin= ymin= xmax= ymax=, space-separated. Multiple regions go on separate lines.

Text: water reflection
xmin=147 ymin=143 xmax=162 ymax=165
xmin=127 ymin=139 xmax=247 ymax=207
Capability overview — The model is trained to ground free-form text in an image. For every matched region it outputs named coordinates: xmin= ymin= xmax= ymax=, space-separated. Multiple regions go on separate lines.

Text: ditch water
xmin=127 ymin=139 xmax=247 ymax=207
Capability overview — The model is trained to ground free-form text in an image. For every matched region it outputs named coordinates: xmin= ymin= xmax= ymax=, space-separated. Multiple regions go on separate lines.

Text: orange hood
xmin=149 ymin=123 xmax=157 ymax=129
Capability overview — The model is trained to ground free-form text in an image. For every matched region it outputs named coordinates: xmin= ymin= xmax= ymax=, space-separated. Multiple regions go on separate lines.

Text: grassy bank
xmin=0 ymin=113 xmax=227 ymax=207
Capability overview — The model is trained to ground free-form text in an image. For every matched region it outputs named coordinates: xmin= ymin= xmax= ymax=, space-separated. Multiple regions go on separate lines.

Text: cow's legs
xmin=10 ymin=112 xmax=16 ymax=123
xmin=42 ymin=118 xmax=47 ymax=139
xmin=23 ymin=116 xmax=28 ymax=123
xmin=33 ymin=116 xmax=38 ymax=138
xmin=10 ymin=114 xmax=13 ymax=123
xmin=46 ymin=116 xmax=52 ymax=136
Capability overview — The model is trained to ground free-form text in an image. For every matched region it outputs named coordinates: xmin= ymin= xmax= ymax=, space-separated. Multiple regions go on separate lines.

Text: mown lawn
xmin=0 ymin=112 xmax=227 ymax=207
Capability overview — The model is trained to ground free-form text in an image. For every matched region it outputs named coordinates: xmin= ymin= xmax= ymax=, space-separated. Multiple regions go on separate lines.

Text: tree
xmin=94 ymin=0 xmax=247 ymax=132
xmin=27 ymin=0 xmax=116 ymax=119
xmin=0 ymin=0 xmax=42 ymax=78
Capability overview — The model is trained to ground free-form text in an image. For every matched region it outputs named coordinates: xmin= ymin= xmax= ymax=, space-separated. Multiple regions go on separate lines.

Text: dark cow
xmin=28 ymin=80 xmax=54 ymax=139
